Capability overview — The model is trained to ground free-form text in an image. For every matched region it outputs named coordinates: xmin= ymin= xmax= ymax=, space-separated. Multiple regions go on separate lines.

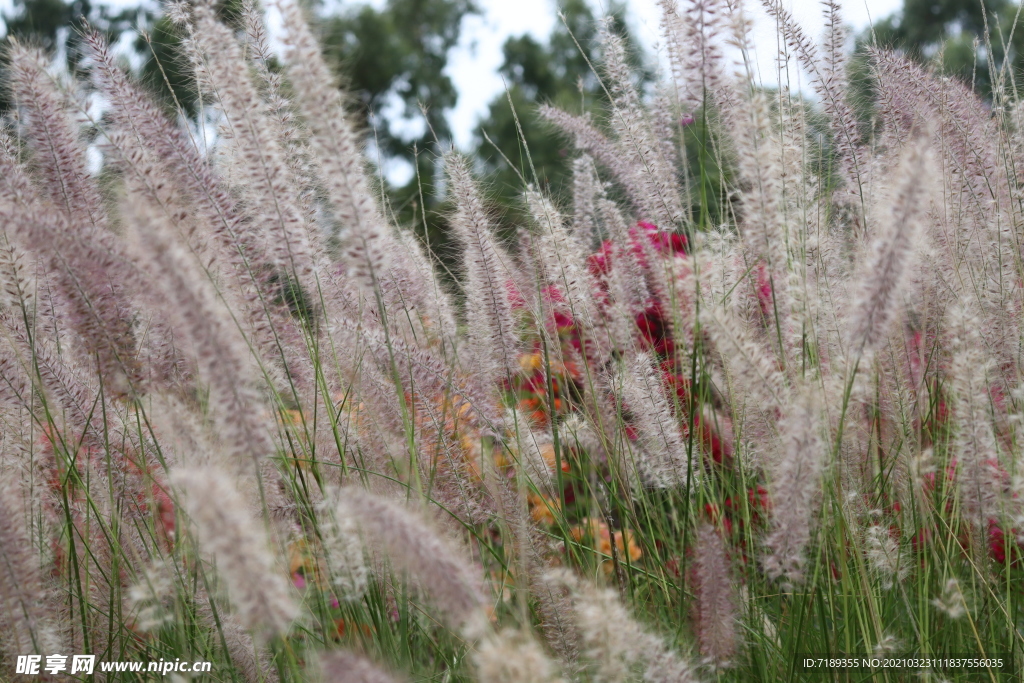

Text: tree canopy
xmin=868 ymin=0 xmax=1024 ymax=93
xmin=0 ymin=0 xmax=650 ymax=250
xmin=475 ymin=0 xmax=652 ymax=235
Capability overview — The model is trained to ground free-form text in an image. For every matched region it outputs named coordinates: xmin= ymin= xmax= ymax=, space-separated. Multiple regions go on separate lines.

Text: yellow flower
xmin=519 ymin=353 xmax=544 ymax=373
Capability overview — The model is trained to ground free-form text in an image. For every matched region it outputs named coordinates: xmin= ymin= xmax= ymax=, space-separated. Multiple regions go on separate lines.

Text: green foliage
xmin=4 ymin=0 xmax=94 ymax=52
xmin=318 ymin=0 xmax=475 ymax=163
xmin=312 ymin=0 xmax=479 ymax=271
xmin=138 ymin=0 xmax=247 ymax=116
xmin=866 ymin=0 xmax=1024 ymax=94
xmin=477 ymin=0 xmax=647 ymax=232
xmin=8 ymin=1 xmax=1024 ymax=681
xmin=1 ymin=0 xmax=139 ymax=109
xmin=134 ymin=16 xmax=199 ymax=116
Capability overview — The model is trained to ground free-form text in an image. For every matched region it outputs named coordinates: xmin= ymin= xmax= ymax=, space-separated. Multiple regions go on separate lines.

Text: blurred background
xmin=0 ymin=0 xmax=1012 ymax=254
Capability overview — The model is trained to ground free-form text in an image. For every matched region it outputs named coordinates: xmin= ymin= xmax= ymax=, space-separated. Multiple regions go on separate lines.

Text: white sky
xmin=444 ymin=0 xmax=904 ymax=148
xmin=0 ymin=0 xmax=905 ymax=149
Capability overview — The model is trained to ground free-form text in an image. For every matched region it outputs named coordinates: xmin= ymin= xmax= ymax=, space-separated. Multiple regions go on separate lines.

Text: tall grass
xmin=1 ymin=0 xmax=1023 ymax=681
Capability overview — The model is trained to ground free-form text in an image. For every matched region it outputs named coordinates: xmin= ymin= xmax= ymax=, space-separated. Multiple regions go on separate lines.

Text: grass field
xmin=1 ymin=0 xmax=1024 ymax=680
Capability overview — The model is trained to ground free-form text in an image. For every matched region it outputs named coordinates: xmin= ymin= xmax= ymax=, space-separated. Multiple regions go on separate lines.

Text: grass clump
xmin=0 ymin=0 xmax=1023 ymax=681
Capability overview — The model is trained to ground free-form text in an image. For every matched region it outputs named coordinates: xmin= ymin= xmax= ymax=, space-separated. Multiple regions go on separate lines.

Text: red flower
xmin=589 ymin=223 xmax=687 ymax=278
xmin=748 ymin=485 xmax=771 ymax=512
xmin=756 ymin=262 xmax=774 ymax=318
xmin=662 ymin=367 xmax=692 ymax=403
xmin=988 ymin=520 xmax=1023 ymax=567
xmin=506 ymin=278 xmax=526 ymax=308
xmin=152 ymin=483 xmax=176 ymax=548
xmin=588 ymin=240 xmax=614 ymax=277
xmin=637 ymin=221 xmax=688 ymax=256
xmin=692 ymin=412 xmax=733 ymax=464
xmin=636 ymin=304 xmax=672 ymax=356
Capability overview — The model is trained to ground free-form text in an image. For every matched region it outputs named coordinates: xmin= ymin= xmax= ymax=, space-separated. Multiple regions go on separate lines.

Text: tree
xmin=0 ymin=0 xmax=142 ymax=110
xmin=476 ymin=0 xmax=649 ymax=233
xmin=1 ymin=0 xmax=255 ymax=115
xmin=319 ymin=0 xmax=475 ymax=166
xmin=317 ymin=0 xmax=477 ymax=252
xmin=3 ymin=0 xmax=478 ymax=244
xmin=867 ymin=0 xmax=1024 ymax=94
xmin=2 ymin=0 xmax=663 ymax=251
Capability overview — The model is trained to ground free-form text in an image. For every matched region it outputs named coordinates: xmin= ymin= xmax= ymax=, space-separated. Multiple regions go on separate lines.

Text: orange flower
xmin=527 ymin=492 xmax=560 ymax=525
xmin=458 ymin=434 xmax=485 ymax=479
xmin=539 ymin=443 xmax=571 ymax=473
xmin=494 ymin=446 xmax=512 ymax=469
xmin=570 ymin=517 xmax=605 ymax=543
xmin=489 ymin=568 xmax=515 ymax=603
xmin=562 ymin=359 xmax=581 ymax=381
xmin=519 ymin=397 xmax=542 ymax=412
xmin=570 ymin=518 xmax=642 ymax=571
xmin=334 ymin=619 xmax=374 ymax=639
xmin=288 ymin=539 xmax=324 ymax=588
xmin=280 ymin=408 xmax=305 ymax=427
xmin=611 ymin=529 xmax=643 ymax=563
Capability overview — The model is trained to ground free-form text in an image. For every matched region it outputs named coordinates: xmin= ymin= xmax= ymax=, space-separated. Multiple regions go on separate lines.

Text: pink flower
xmin=588 ymin=240 xmax=614 ymax=277
xmin=506 ymin=279 xmax=526 ymax=309
xmin=541 ymin=285 xmax=564 ymax=304
xmin=756 ymin=262 xmax=774 ymax=317
xmin=637 ymin=221 xmax=688 ymax=256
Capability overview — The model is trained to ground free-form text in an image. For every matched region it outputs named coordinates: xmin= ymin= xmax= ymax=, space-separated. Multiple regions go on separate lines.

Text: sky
xmin=0 ymin=0 xmax=905 ymax=150
xmin=442 ymin=0 xmax=905 ymax=148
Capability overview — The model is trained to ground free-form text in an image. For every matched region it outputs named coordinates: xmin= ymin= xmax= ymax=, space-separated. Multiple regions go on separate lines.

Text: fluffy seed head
xmin=338 ymin=488 xmax=489 ymax=630
xmin=173 ymin=467 xmax=298 ymax=636
xmin=693 ymin=524 xmax=739 ymax=666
